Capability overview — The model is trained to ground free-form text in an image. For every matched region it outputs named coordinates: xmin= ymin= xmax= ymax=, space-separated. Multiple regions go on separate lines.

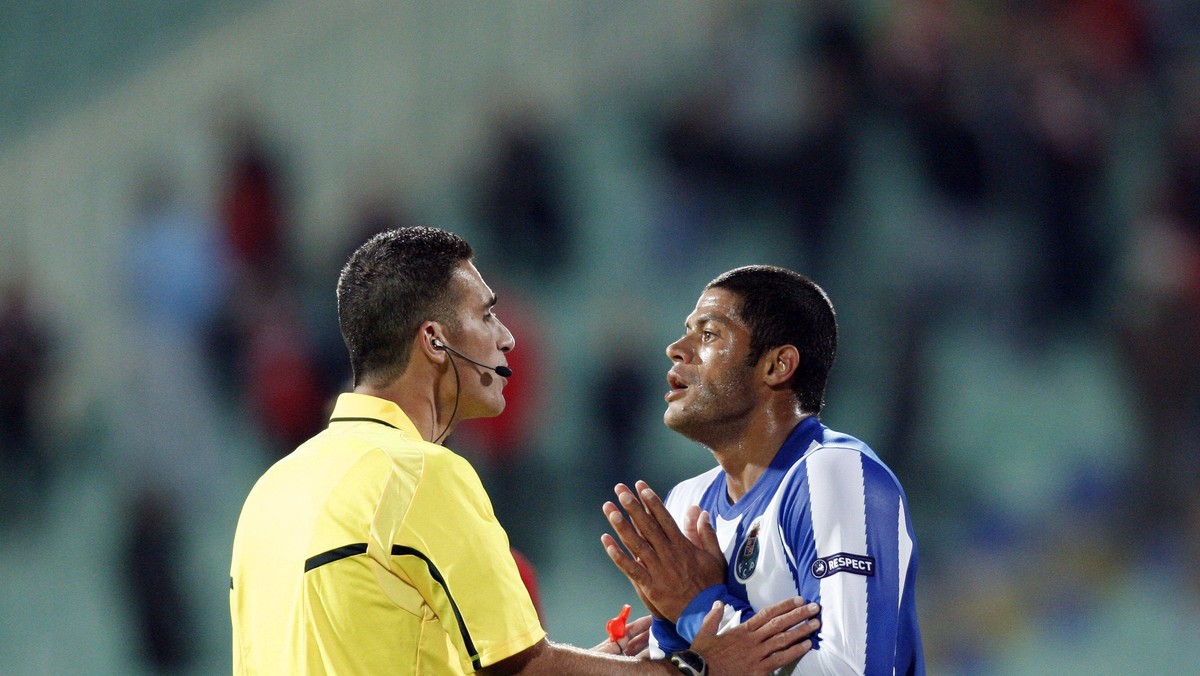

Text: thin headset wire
xmin=434 ymin=348 xmax=460 ymax=444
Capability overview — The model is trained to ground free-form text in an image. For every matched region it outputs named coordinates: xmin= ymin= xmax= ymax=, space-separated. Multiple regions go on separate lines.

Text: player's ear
xmin=763 ymin=345 xmax=799 ymax=388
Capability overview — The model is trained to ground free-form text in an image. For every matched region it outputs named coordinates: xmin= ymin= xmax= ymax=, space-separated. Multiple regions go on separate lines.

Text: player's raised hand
xmin=691 ymin=597 xmax=820 ymax=676
xmin=683 ymin=505 xmax=723 ymax=563
xmin=600 ymin=481 xmax=726 ymax=622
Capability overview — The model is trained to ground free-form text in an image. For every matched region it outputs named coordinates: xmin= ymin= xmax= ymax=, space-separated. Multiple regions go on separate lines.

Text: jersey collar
xmin=710 ymin=415 xmax=826 ymax=518
xmin=328 ymin=392 xmax=424 ymax=440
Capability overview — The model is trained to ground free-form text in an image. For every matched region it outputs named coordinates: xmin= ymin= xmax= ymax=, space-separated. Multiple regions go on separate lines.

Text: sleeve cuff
xmin=675 ymin=584 xmax=730 ymax=643
xmin=651 ymin=617 xmax=690 ymax=655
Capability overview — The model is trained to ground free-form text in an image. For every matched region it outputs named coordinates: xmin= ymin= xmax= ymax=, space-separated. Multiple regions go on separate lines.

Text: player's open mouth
xmin=666 ymin=371 xmax=688 ymax=401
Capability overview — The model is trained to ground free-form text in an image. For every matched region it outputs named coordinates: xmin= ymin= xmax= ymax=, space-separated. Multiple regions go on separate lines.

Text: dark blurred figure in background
xmin=651 ymin=4 xmax=864 ymax=281
xmin=587 ymin=322 xmax=660 ymax=508
xmin=115 ymin=163 xmax=230 ymax=673
xmin=865 ymin=0 xmax=1001 ymax=503
xmin=473 ymin=106 xmax=573 ymax=281
xmin=120 ymin=489 xmax=195 ymax=672
xmin=593 ymin=343 xmax=655 ymax=500
xmin=1116 ymin=55 xmax=1200 ymax=575
xmin=767 ymin=9 xmax=864 ymax=276
xmin=1010 ymin=0 xmax=1147 ymax=331
xmin=0 ymin=280 xmax=55 ymax=529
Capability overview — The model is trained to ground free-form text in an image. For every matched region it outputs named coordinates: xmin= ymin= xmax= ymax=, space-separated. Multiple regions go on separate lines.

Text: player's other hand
xmin=691 ymin=596 xmax=820 ymax=676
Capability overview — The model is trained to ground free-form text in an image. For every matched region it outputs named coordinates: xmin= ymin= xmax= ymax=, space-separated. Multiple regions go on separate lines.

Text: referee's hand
xmin=591 ymin=613 xmax=653 ymax=657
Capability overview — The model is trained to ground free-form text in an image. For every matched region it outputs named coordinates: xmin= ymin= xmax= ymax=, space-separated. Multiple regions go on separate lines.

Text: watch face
xmin=671 ymin=649 xmax=706 ymax=674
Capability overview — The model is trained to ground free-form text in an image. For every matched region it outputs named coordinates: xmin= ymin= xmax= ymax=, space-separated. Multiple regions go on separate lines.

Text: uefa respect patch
xmin=811 ymin=552 xmax=875 ymax=579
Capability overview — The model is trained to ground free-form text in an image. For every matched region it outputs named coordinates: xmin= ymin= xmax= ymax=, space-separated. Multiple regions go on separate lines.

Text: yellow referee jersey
xmin=230 ymin=393 xmax=545 ymax=674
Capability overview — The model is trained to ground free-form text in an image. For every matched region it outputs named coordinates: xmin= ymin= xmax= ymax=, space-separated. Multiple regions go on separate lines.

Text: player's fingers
xmin=601 ymin=534 xmax=650 ymax=585
xmin=755 ymin=603 xmax=820 ymax=640
xmin=615 ymin=484 xmax=670 ymax=551
xmin=625 ymin=614 xmax=653 ymax=637
xmin=682 ymin=505 xmax=703 ymax=545
xmin=604 ymin=501 xmax=659 ymax=566
xmin=744 ymin=597 xmax=814 ymax=632
xmin=634 ymin=481 xmax=685 ymax=544
xmin=697 ymin=510 xmax=723 ymax=560
xmin=763 ymin=617 xmax=820 ymax=654
xmin=624 ymin=615 xmax=653 ymax=656
xmin=694 ymin=600 xmax=725 ymax=639
xmin=758 ymin=638 xmax=813 ymax=671
xmin=590 ymin=639 xmax=621 ymax=655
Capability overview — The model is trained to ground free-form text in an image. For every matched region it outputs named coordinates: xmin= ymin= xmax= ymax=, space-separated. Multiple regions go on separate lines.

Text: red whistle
xmin=606 ymin=604 xmax=632 ymax=642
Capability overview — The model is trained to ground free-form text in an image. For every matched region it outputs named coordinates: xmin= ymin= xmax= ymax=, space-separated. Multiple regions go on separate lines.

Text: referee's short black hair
xmin=706 ymin=265 xmax=838 ymax=414
xmin=337 ymin=227 xmax=474 ymax=387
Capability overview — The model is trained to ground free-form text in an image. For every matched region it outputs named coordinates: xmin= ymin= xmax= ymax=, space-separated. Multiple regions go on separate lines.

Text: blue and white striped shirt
xmin=650 ymin=416 xmax=925 ymax=675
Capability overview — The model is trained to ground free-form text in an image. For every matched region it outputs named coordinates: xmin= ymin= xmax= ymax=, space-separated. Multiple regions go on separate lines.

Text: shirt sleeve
xmin=673 ymin=584 xmax=757 ymax=643
xmin=777 ymin=447 xmax=912 ymax=674
xmin=391 ymin=449 xmax=546 ymax=671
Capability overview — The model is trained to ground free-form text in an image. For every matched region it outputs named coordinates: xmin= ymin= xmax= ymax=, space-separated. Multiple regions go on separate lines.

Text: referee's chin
xmin=462 ymin=394 xmax=507 ymax=422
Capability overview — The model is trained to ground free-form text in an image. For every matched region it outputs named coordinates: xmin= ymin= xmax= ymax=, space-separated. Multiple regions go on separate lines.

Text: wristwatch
xmin=669 ymin=649 xmax=708 ymax=675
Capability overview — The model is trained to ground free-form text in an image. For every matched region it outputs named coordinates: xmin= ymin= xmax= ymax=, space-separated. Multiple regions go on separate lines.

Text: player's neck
xmin=713 ymin=407 xmax=809 ymax=503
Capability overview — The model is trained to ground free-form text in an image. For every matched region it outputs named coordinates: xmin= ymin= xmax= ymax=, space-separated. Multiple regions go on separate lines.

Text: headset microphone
xmin=433 ymin=339 xmax=513 ymax=377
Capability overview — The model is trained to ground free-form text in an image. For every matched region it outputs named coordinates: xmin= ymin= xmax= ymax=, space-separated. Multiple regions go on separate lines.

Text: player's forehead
xmin=684 ymin=288 xmax=744 ymax=329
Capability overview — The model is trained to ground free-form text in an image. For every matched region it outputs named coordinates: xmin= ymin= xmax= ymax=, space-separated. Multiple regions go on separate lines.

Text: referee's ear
xmin=762 ymin=345 xmax=799 ymax=389
xmin=418 ymin=321 xmax=450 ymax=366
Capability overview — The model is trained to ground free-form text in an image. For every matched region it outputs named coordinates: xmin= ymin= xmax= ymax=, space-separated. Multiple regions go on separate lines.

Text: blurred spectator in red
xmin=451 ymin=287 xmax=548 ymax=559
xmin=510 ymin=547 xmax=544 ymax=624
xmin=240 ymin=279 xmax=328 ymax=459
xmin=216 ymin=110 xmax=292 ymax=284
xmin=451 ymin=289 xmax=542 ymax=466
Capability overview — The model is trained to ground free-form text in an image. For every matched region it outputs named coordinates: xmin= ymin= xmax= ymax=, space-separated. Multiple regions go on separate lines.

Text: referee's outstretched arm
xmin=484 ymin=596 xmax=820 ymax=676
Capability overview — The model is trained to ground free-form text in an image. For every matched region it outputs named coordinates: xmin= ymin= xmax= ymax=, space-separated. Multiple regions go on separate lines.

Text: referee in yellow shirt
xmin=229 ymin=227 xmax=819 ymax=675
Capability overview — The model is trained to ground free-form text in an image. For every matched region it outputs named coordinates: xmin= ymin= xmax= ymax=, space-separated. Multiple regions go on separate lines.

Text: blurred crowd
xmin=2 ymin=1 xmax=1199 ymax=673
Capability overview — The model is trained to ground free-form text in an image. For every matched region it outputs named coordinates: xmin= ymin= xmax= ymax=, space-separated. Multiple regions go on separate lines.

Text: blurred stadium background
xmin=2 ymin=1 xmax=1199 ymax=673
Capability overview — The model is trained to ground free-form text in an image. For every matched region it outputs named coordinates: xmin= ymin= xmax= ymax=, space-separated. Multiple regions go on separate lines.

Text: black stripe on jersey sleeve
xmin=391 ymin=545 xmax=482 ymax=671
xmin=301 ymin=542 xmax=482 ymax=670
xmin=304 ymin=543 xmax=369 ymax=571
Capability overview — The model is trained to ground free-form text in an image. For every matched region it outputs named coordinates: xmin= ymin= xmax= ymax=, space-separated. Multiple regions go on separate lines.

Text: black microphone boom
xmin=434 ymin=340 xmax=513 ymax=377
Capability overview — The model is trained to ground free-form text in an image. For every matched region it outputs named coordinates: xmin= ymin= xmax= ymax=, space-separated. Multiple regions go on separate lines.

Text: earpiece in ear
xmin=432 ymin=338 xmax=444 ymax=349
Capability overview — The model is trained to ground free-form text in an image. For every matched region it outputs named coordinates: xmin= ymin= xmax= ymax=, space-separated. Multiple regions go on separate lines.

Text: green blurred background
xmin=2 ymin=1 xmax=1199 ymax=674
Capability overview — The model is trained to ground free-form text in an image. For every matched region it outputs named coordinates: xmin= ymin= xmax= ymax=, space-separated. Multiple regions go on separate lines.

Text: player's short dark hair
xmin=337 ymin=227 xmax=474 ymax=386
xmin=706 ymin=265 xmax=838 ymax=414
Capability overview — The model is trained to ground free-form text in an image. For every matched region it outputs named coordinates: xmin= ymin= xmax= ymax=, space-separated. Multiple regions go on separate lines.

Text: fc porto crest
xmin=734 ymin=517 xmax=764 ymax=582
